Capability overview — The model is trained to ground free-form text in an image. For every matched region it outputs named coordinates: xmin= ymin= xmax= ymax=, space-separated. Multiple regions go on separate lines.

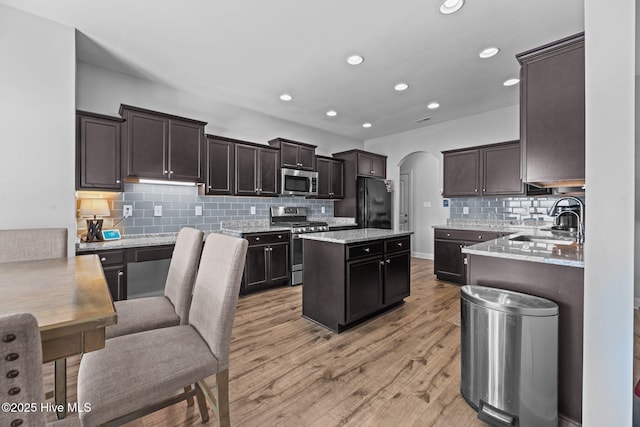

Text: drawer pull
xmin=101 ymin=257 xmax=107 ymax=262
xmin=278 ymin=235 xmax=282 ymax=238
xmin=255 ymin=237 xmax=260 ymax=241
xmin=478 ymin=235 xmax=482 ymax=239
xmin=398 ymin=242 xmax=403 ymax=247
xmin=364 ymin=248 xmax=370 ymax=252
xmin=386 ymin=259 xmax=391 ymax=264
xmin=446 ymin=233 xmax=450 ymax=237
xmin=379 ymin=261 xmax=385 ymax=265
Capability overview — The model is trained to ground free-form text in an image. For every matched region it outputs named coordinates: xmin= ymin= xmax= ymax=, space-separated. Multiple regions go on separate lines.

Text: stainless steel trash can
xmin=460 ymin=285 xmax=558 ymax=427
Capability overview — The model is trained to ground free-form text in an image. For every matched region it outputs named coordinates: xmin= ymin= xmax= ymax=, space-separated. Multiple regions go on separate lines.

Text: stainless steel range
xmin=270 ymin=206 xmax=328 ymax=286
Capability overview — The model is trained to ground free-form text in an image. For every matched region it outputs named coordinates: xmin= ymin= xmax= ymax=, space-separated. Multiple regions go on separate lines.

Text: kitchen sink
xmin=509 ymin=235 xmax=576 ymax=245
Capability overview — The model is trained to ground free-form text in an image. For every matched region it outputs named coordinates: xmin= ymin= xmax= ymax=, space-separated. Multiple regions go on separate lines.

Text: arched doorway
xmin=398 ymin=151 xmax=449 ymax=259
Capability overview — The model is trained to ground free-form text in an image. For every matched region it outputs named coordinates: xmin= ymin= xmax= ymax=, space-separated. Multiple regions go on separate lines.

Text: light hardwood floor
xmin=44 ymin=258 xmax=484 ymax=426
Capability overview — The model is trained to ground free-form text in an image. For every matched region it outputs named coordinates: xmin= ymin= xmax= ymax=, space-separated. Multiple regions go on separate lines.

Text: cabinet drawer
xmin=245 ymin=232 xmax=290 ymax=246
xmin=347 ymin=242 xmax=384 ymax=260
xmin=385 ymin=236 xmax=410 ymax=253
xmin=94 ymin=249 xmax=125 ymax=266
xmin=129 ymin=245 xmax=175 ymax=262
xmin=434 ymin=229 xmax=499 ymax=242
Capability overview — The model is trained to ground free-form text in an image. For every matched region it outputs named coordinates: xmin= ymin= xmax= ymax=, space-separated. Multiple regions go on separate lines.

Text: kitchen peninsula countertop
xmin=462 ymin=230 xmax=584 ymax=268
xmin=299 ymin=228 xmax=412 ymax=244
xmin=76 ymin=231 xmax=216 ymax=253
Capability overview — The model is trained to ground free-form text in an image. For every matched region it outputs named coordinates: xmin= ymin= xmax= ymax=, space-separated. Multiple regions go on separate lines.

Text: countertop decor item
xmin=79 ymin=198 xmax=110 ymax=242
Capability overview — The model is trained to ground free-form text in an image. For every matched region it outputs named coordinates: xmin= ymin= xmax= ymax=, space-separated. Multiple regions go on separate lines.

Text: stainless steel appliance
xmin=280 ymin=168 xmax=318 ymax=197
xmin=357 ymin=177 xmax=392 ymax=229
xmin=269 ymin=206 xmax=328 ymax=285
xmin=461 ymin=285 xmax=559 ymax=427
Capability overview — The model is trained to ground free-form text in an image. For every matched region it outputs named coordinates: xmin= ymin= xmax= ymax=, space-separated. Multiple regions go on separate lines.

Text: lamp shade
xmin=79 ymin=199 xmax=111 ymax=218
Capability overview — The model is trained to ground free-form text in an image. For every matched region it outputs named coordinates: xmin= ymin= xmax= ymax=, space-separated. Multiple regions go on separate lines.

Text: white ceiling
xmin=1 ymin=0 xmax=585 ymax=141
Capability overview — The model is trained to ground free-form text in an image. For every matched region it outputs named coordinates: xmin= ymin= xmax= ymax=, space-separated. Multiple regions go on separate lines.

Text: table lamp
xmin=79 ymin=199 xmax=111 ymax=242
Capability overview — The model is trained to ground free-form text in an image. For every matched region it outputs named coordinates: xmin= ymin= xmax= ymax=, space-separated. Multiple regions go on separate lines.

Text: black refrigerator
xmin=357 ymin=177 xmax=392 ymax=229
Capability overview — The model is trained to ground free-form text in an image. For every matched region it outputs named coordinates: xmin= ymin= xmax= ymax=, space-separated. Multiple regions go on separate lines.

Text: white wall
xmin=635 ymin=75 xmax=640 ymax=305
xmin=583 ymin=0 xmax=635 ymax=424
xmin=0 ymin=5 xmax=76 ymax=255
xmin=364 ymin=105 xmax=519 ymax=229
xmin=76 ymin=63 xmax=363 ymax=156
xmin=399 ymin=152 xmax=448 ymax=258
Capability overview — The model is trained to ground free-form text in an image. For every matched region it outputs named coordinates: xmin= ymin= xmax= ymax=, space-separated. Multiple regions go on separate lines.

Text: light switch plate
xmin=154 ymin=205 xmax=162 ymax=216
xmin=422 ymin=201 xmax=432 ymax=208
xmin=195 ymin=205 xmax=203 ymax=216
xmin=463 ymin=206 xmax=469 ymax=214
xmin=123 ymin=205 xmax=133 ymax=218
xmin=321 ymin=206 xmax=326 ymax=214
xmin=250 ymin=206 xmax=256 ymax=215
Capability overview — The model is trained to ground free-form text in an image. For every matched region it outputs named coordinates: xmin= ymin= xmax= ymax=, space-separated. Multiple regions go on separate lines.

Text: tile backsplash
xmin=448 ymin=196 xmax=585 ymax=222
xmin=76 ymin=183 xmax=334 ymax=237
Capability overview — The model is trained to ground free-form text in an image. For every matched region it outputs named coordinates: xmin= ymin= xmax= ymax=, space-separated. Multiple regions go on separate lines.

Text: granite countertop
xmin=220 ymin=217 xmax=357 ymax=236
xmin=299 ymin=228 xmax=413 ymax=244
xmin=462 ymin=229 xmax=584 ymax=268
xmin=76 ymin=231 xmax=218 ymax=253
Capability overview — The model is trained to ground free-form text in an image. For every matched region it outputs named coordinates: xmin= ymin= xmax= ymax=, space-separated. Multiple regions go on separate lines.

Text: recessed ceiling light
xmin=279 ymin=93 xmax=292 ymax=101
xmin=440 ymin=0 xmax=464 ymax=14
xmin=503 ymin=78 xmax=520 ymax=86
xmin=427 ymin=102 xmax=440 ymax=110
xmin=479 ymin=47 xmax=500 ymax=59
xmin=362 ymin=123 xmax=372 ymax=128
xmin=347 ymin=55 xmax=364 ymax=65
xmin=326 ymin=110 xmax=338 ymax=117
xmin=394 ymin=82 xmax=409 ymax=91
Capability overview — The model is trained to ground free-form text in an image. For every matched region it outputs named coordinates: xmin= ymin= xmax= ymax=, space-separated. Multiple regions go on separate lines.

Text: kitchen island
xmin=462 ymin=233 xmax=584 ymax=426
xmin=299 ymin=229 xmax=412 ymax=332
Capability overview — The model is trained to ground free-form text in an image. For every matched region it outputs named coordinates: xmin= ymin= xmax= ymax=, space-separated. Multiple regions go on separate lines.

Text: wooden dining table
xmin=0 ymin=254 xmax=117 ymax=418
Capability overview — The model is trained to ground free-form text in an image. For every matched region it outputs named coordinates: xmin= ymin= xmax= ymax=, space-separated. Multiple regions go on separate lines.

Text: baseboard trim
xmin=412 ymin=252 xmax=433 ymax=260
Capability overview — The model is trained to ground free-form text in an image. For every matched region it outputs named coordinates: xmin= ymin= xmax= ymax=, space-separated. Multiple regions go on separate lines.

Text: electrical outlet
xmin=250 ymin=206 xmax=256 ymax=215
xmin=321 ymin=206 xmax=325 ymax=214
xmin=463 ymin=206 xmax=469 ymax=214
xmin=195 ymin=205 xmax=203 ymax=216
xmin=423 ymin=201 xmax=432 ymax=208
xmin=123 ymin=205 xmax=133 ymax=218
xmin=154 ymin=205 xmax=162 ymax=216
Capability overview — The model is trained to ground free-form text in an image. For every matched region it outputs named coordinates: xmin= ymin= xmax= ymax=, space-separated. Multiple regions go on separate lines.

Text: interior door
xmin=399 ymin=172 xmax=410 ymax=232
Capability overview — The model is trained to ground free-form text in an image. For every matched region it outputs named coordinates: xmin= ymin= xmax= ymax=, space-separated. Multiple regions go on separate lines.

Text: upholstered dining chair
xmin=0 ymin=228 xmax=67 ymax=263
xmin=105 ymin=227 xmax=204 ymax=339
xmin=77 ymin=232 xmax=248 ymax=427
xmin=0 ymin=312 xmax=78 ymax=427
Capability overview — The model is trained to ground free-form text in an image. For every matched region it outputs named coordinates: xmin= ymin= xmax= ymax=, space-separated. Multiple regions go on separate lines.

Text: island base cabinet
xmin=384 ymin=251 xmax=411 ymax=305
xmin=346 ymin=258 xmax=383 ymax=323
xmin=302 ymin=236 xmax=411 ymax=333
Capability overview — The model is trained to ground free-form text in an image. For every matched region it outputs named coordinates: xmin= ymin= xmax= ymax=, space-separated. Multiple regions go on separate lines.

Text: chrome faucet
xmin=547 ymin=196 xmax=585 ymax=244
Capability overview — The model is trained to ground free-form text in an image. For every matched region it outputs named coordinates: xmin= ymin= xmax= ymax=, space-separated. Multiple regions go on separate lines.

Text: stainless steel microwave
xmin=280 ymin=168 xmax=318 ymax=197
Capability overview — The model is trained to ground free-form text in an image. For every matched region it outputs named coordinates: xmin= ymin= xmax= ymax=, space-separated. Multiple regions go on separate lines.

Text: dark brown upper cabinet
xmin=234 ymin=142 xmax=279 ymax=197
xmin=517 ymin=33 xmax=585 ymax=188
xmin=200 ymin=135 xmax=235 ymax=195
xmin=268 ymin=138 xmax=316 ymax=171
xmin=442 ymin=141 xmax=523 ymax=197
xmin=76 ymin=111 xmax=125 ymax=191
xmin=119 ymin=105 xmax=206 ymax=183
xmin=332 ymin=149 xmax=387 ymax=218
xmin=316 ymin=155 xmax=344 ymax=199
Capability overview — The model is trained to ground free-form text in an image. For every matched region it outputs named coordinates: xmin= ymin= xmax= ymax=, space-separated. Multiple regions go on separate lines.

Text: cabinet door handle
xmin=379 ymin=261 xmax=385 ymax=265
xmin=478 ymin=235 xmax=482 ymax=239
xmin=208 ymin=186 xmax=212 ymax=189
xmin=371 ymin=170 xmax=375 ymax=174
xmin=169 ymin=171 xmax=174 ymax=175
xmin=101 ymin=257 xmax=107 ymax=262
xmin=364 ymin=248 xmax=370 ymax=252
xmin=278 ymin=235 xmax=282 ymax=239
xmin=385 ymin=259 xmax=391 ymax=264
xmin=398 ymin=242 xmax=403 ymax=247
xmin=474 ymin=188 xmax=478 ymax=192
xmin=482 ymin=188 xmax=486 ymax=192
xmin=116 ymin=180 xmax=121 ymax=184
xmin=255 ymin=237 xmax=260 ymax=241
xmin=164 ymin=170 xmax=168 ymax=175
xmin=446 ymin=233 xmax=451 ymax=237
xmin=460 ymin=244 xmax=463 ymax=249
xmin=118 ymin=271 xmax=124 ymax=276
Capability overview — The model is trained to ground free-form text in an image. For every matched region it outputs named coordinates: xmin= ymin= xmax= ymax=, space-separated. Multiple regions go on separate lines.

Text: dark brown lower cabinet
xmin=80 ymin=249 xmax=127 ymax=301
xmin=242 ymin=232 xmax=290 ymax=294
xmin=303 ymin=235 xmax=411 ymax=332
xmin=346 ymin=258 xmax=383 ymax=323
xmin=434 ymin=229 xmax=510 ymax=285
